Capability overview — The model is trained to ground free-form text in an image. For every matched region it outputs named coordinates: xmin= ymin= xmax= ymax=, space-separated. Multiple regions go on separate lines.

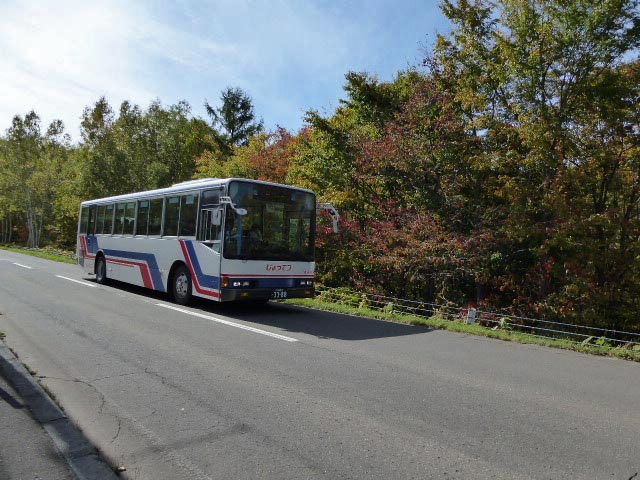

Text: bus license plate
xmin=271 ymin=289 xmax=288 ymax=299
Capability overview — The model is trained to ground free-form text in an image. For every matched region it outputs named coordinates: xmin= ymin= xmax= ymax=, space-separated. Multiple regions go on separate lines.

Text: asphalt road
xmin=0 ymin=250 xmax=638 ymax=480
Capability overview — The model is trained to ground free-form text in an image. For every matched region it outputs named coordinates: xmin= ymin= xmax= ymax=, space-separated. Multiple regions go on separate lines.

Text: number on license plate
xmin=271 ymin=289 xmax=288 ymax=299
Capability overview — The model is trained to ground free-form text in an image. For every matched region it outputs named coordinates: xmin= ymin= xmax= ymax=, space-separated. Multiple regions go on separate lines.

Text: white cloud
xmin=0 ymin=0 xmax=359 ymax=138
xmin=0 ymin=0 xmax=443 ymax=140
xmin=0 ymin=0 xmax=155 ymax=139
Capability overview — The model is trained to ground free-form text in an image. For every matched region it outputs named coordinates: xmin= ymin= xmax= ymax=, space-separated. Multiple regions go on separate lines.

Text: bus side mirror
xmin=220 ymin=196 xmax=247 ymax=216
xmin=317 ymin=203 xmax=340 ymax=233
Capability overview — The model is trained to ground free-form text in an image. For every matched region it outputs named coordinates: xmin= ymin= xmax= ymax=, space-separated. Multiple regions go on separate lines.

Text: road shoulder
xmin=0 ymin=340 xmax=118 ymax=480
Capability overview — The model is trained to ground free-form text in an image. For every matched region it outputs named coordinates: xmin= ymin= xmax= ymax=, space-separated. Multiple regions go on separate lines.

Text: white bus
xmin=77 ymin=178 xmax=317 ymax=304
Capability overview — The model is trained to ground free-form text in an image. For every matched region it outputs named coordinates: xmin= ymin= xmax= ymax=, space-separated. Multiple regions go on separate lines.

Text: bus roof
xmin=80 ymin=178 xmax=315 ymax=206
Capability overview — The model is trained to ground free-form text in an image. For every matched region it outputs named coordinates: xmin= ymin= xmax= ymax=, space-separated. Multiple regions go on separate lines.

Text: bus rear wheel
xmin=172 ymin=265 xmax=192 ymax=305
xmin=95 ymin=256 xmax=108 ymax=285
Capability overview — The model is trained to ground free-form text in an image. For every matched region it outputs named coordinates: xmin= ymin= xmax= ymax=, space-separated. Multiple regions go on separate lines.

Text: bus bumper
xmin=220 ymin=287 xmax=315 ymax=302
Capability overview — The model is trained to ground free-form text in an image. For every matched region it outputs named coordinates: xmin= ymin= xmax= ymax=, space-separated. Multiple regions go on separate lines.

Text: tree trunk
xmin=35 ymin=213 xmax=42 ymax=248
xmin=26 ymin=209 xmax=35 ymax=248
xmin=1 ymin=213 xmax=12 ymax=243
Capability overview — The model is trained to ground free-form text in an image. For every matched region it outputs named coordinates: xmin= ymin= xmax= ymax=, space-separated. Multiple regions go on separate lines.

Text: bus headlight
xmin=299 ymin=279 xmax=314 ymax=287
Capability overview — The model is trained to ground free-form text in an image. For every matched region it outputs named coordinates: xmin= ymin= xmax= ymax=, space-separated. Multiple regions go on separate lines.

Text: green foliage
xmin=286 ymin=0 xmax=640 ymax=333
xmin=1 ymin=98 xmax=215 ymax=247
xmin=498 ymin=318 xmax=511 ymax=331
xmin=358 ymin=295 xmax=371 ymax=310
xmin=205 ymin=87 xmax=263 ymax=155
xmin=383 ymin=302 xmax=395 ymax=314
xmin=194 ymin=127 xmax=298 ymax=184
xmin=0 ymin=244 xmax=76 ymax=264
xmin=0 ymin=112 xmax=70 ymax=247
xmin=315 ymin=287 xmax=360 ymax=307
xmin=78 ymin=98 xmax=213 ymax=199
xmin=340 ymin=70 xmax=421 ymax=127
xmin=425 ymin=0 xmax=640 ymax=327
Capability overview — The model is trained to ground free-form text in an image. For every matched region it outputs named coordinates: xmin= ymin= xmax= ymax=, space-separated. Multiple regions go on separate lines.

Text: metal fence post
xmin=466 ymin=308 xmax=477 ymax=325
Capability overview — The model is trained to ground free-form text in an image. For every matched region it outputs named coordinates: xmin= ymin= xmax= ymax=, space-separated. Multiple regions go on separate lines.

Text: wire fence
xmin=313 ymin=286 xmax=640 ymax=350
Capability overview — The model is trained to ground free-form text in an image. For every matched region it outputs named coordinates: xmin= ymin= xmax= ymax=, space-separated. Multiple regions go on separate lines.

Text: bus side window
xmin=147 ymin=198 xmax=163 ymax=236
xmin=104 ymin=204 xmax=114 ymax=234
xmin=123 ymin=202 xmax=136 ymax=235
xmin=136 ymin=200 xmax=150 ymax=236
xmin=201 ymin=189 xmax=219 ymax=206
xmin=115 ymin=203 xmax=126 ymax=235
xmin=164 ymin=196 xmax=180 ymax=236
xmin=79 ymin=207 xmax=89 ymax=234
xmin=96 ymin=205 xmax=106 ymax=234
xmin=88 ymin=206 xmax=97 ymax=234
xmin=179 ymin=194 xmax=198 ymax=237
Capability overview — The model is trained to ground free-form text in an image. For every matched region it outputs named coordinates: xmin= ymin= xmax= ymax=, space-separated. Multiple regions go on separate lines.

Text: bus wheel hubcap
xmin=176 ymin=273 xmax=188 ymax=297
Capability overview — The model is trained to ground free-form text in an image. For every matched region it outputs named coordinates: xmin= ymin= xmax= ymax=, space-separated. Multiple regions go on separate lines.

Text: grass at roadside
xmin=0 ymin=244 xmax=76 ymax=265
xmin=285 ymin=298 xmax=640 ymax=363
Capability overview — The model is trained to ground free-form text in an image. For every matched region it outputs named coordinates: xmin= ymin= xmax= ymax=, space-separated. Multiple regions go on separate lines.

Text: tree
xmin=431 ymin=0 xmax=640 ymax=325
xmin=340 ymin=70 xmax=422 ymax=128
xmin=288 ymin=0 xmax=640 ymax=328
xmin=204 ymin=87 xmax=263 ymax=155
xmin=1 ymin=112 xmax=68 ymax=247
xmin=78 ymin=97 xmax=215 ymax=200
xmin=289 ymin=70 xmax=427 ymax=220
xmin=78 ymin=97 xmax=122 ymax=198
xmin=0 ymin=137 xmax=17 ymax=243
xmin=194 ymin=127 xmax=298 ymax=183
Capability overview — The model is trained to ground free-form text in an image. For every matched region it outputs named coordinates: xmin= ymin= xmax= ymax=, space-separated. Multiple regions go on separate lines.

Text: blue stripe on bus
xmin=183 ymin=240 xmax=302 ymax=290
xmin=183 ymin=240 xmax=220 ymax=290
xmin=89 ymin=236 xmax=165 ymax=292
xmin=85 ymin=235 xmax=99 ymax=255
xmin=102 ymin=248 xmax=164 ymax=292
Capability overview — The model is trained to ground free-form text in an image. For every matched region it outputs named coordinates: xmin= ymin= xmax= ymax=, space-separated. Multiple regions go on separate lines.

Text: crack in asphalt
xmin=38 ymin=373 xmax=214 ymax=480
xmin=110 ymin=416 xmax=122 ymax=444
xmin=37 ymin=374 xmax=120 ymax=441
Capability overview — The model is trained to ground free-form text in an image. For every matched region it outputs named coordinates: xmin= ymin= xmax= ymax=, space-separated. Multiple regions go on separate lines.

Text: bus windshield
xmin=223 ymin=181 xmax=315 ymax=261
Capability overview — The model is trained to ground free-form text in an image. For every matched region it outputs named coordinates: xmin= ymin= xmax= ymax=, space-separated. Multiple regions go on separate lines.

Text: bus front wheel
xmin=96 ymin=256 xmax=108 ymax=285
xmin=172 ymin=265 xmax=192 ymax=305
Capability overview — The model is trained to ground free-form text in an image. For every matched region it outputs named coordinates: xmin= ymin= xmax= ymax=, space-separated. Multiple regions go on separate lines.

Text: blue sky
xmin=0 ymin=0 xmax=450 ymax=141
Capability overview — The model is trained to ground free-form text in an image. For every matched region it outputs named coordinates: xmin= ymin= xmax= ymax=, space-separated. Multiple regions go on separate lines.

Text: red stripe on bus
xmin=221 ymin=274 xmax=314 ymax=278
xmin=80 ymin=236 xmax=95 ymax=259
xmin=106 ymin=258 xmax=153 ymax=289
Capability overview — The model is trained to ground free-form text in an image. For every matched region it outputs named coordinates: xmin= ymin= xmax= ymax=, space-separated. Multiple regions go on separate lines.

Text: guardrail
xmin=313 ymin=286 xmax=640 ymax=349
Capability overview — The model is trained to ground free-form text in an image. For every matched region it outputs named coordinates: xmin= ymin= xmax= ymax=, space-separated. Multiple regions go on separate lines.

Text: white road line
xmin=156 ymin=303 xmax=298 ymax=343
xmin=13 ymin=262 xmax=33 ymax=269
xmin=55 ymin=275 xmax=97 ymax=288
